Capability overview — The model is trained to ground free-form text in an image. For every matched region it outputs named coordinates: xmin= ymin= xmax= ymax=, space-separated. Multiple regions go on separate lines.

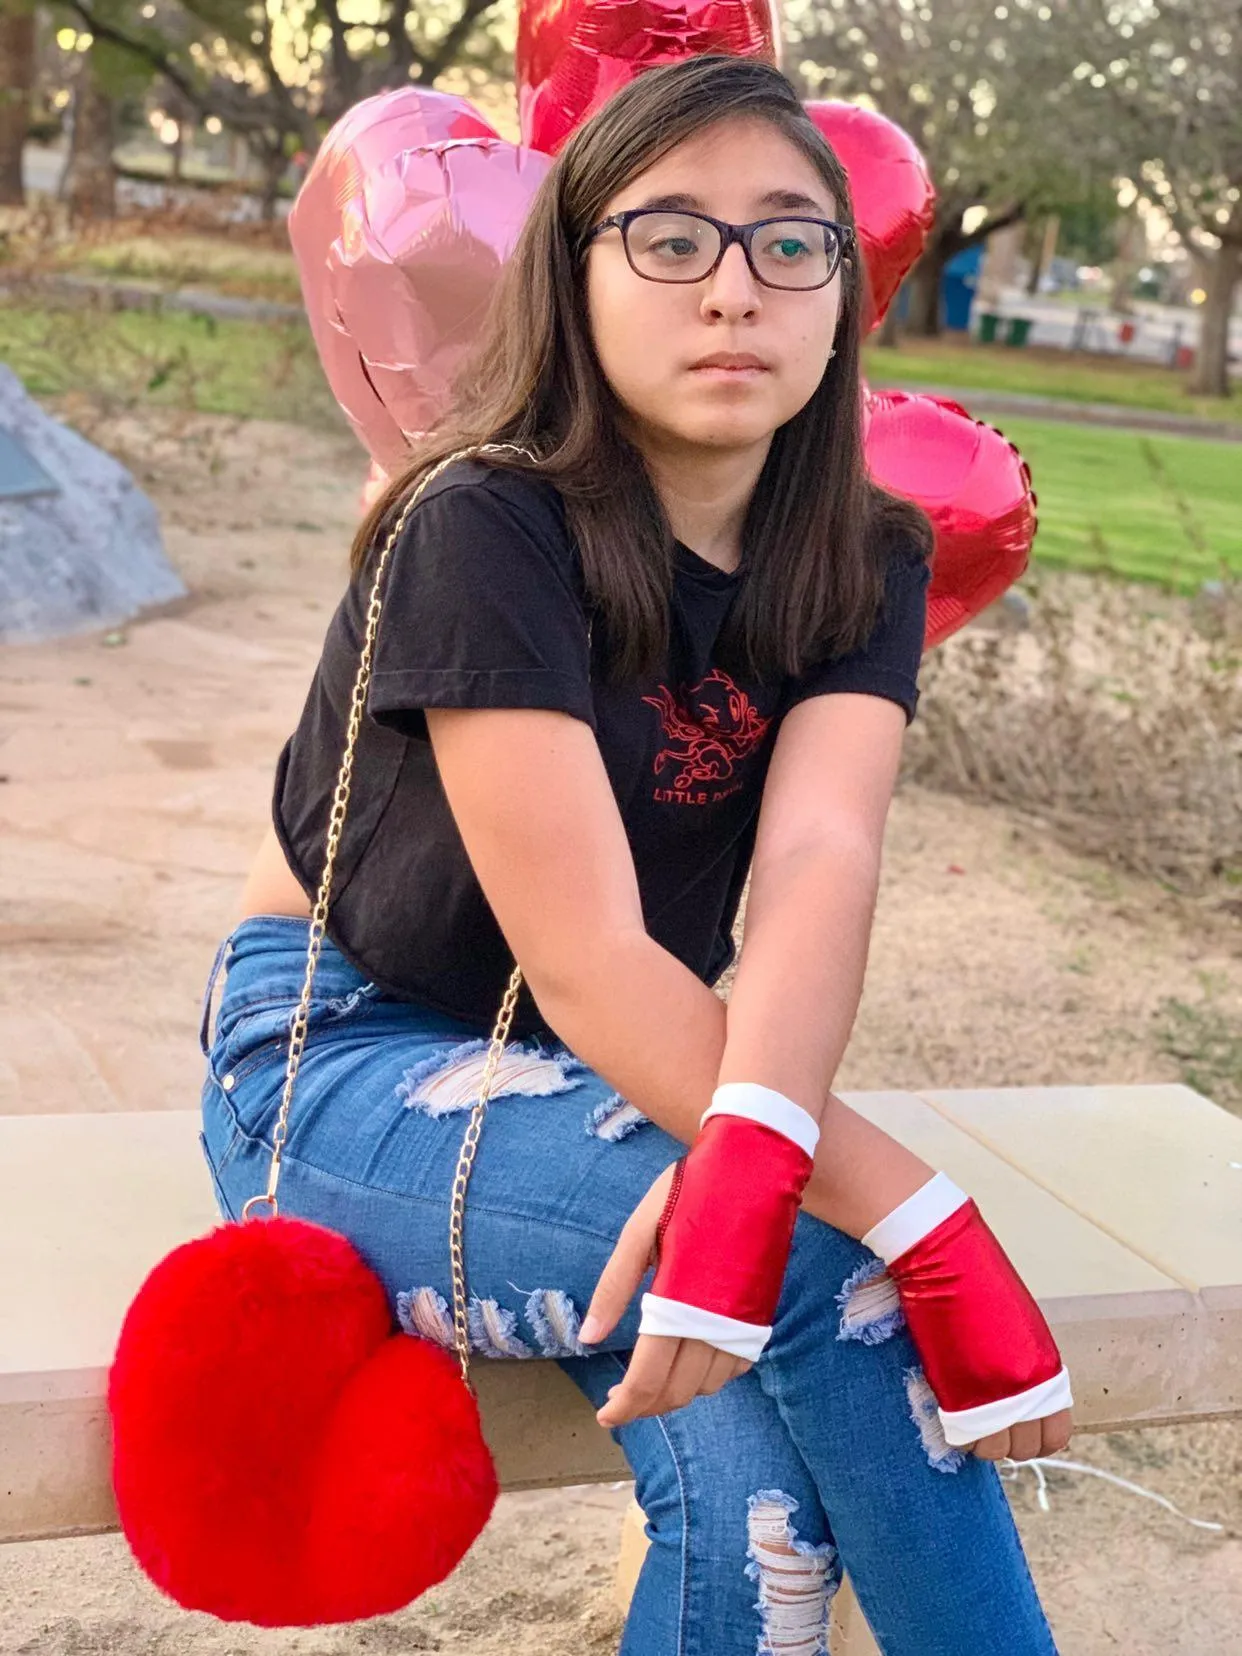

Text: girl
xmin=201 ymin=54 xmax=1070 ymax=1655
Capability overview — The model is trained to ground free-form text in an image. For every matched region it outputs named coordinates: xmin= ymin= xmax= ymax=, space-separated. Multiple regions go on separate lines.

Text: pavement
xmin=879 ymin=380 xmax=1242 ymax=442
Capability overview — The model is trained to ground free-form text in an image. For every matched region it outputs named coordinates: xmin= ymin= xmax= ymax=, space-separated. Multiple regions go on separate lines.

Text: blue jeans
xmin=199 ymin=916 xmax=1057 ymax=1656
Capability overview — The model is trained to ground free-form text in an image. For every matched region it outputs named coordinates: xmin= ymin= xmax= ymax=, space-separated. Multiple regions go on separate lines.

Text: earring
xmin=828 ymin=348 xmax=837 ymax=359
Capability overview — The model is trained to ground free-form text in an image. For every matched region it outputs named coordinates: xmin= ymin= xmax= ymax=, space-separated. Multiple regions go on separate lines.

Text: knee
xmin=772 ymin=1213 xmax=971 ymax=1478
xmin=745 ymin=1488 xmax=842 ymax=1654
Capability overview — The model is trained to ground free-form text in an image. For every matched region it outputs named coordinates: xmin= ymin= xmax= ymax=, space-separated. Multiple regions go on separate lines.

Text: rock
xmin=0 ymin=366 xmax=185 ymax=645
xmin=968 ymin=589 xmax=1033 ymax=634
xmin=1189 ymin=579 xmax=1233 ymax=641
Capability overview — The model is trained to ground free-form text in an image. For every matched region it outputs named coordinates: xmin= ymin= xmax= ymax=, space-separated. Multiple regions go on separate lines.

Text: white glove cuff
xmin=638 ymin=1291 xmax=771 ymax=1362
xmin=700 ymin=1082 xmax=821 ymax=1160
xmin=861 ymin=1171 xmax=969 ymax=1264
xmin=938 ymin=1366 xmax=1075 ymax=1447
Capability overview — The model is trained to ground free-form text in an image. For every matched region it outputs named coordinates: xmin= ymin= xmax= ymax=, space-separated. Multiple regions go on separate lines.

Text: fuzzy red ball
xmin=108 ymin=1216 xmax=498 ymax=1626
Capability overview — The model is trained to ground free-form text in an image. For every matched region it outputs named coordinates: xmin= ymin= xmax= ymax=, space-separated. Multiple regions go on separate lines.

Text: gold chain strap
xmin=241 ymin=442 xmax=535 ymax=1394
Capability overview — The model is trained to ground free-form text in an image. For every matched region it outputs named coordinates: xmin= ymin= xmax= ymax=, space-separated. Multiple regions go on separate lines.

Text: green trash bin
xmin=978 ymin=312 xmax=1001 ymax=344
xmin=1005 ymin=316 xmax=1034 ymax=348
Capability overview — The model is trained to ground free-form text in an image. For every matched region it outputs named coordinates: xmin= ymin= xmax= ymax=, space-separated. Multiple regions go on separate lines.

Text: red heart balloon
xmin=516 ymin=0 xmax=781 ymax=155
xmin=863 ymin=387 xmax=1037 ymax=648
xmin=804 ymin=102 xmax=935 ymax=332
xmin=109 ymin=1216 xmax=498 ymax=1626
xmin=289 ymin=89 xmax=552 ymax=468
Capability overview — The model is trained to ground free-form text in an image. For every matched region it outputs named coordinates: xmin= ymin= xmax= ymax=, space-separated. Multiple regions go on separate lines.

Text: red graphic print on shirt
xmin=642 ymin=669 xmax=773 ymax=806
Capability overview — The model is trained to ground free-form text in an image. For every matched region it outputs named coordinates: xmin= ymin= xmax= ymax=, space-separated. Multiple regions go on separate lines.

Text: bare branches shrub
xmin=903 ymin=570 xmax=1242 ymax=892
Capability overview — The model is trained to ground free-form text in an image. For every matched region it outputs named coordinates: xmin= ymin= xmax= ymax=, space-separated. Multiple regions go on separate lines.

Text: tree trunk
xmin=258 ymin=146 xmax=284 ymax=222
xmin=875 ymin=298 xmax=902 ymax=347
xmin=0 ymin=2 xmax=35 ymax=207
xmin=905 ymin=242 xmax=951 ymax=337
xmin=1189 ymin=239 xmax=1239 ymax=399
xmin=1025 ymin=215 xmax=1058 ymax=296
xmin=1109 ymin=213 xmax=1143 ymax=316
xmin=62 ymin=52 xmax=116 ymax=222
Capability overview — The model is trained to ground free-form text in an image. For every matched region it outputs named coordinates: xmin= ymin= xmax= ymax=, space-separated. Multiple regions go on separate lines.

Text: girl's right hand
xmin=579 ymin=1162 xmax=754 ymax=1427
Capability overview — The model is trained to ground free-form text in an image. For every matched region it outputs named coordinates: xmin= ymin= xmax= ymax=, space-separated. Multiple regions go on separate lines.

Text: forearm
xmin=722 ymin=839 xmax=934 ymax=1234
xmin=719 ymin=840 xmax=876 ymax=1117
xmin=536 ymin=927 xmax=932 ymax=1241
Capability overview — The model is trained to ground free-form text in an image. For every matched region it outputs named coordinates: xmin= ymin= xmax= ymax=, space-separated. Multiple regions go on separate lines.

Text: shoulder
xmin=374 ymin=455 xmax=586 ymax=612
xmin=868 ymin=497 xmax=934 ymax=586
xmin=413 ymin=456 xmax=570 ymax=547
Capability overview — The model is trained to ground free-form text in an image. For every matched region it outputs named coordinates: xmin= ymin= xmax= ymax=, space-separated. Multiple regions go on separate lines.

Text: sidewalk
xmin=0 ymin=270 xmax=304 ymax=323
xmin=881 ymin=380 xmax=1242 ymax=443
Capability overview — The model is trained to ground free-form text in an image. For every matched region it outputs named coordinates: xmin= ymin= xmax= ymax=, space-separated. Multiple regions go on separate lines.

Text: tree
xmin=0 ymin=0 xmax=36 ymax=206
xmin=782 ymin=0 xmax=1099 ymax=336
xmin=61 ymin=38 xmax=119 ymax=220
xmin=1060 ymin=0 xmax=1241 ymax=398
xmin=59 ymin=0 xmax=511 ymax=215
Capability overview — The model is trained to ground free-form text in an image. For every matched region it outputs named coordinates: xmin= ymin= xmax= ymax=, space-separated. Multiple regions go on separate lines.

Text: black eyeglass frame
xmin=581 ymin=208 xmax=855 ymax=291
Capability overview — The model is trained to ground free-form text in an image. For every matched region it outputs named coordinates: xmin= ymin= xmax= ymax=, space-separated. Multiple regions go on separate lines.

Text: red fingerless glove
xmin=638 ymin=1084 xmax=818 ymax=1360
xmin=864 ymin=1173 xmax=1072 ymax=1446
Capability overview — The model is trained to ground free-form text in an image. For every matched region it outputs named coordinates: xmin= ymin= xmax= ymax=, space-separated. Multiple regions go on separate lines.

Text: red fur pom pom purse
xmin=107 ymin=447 xmax=532 ymax=1626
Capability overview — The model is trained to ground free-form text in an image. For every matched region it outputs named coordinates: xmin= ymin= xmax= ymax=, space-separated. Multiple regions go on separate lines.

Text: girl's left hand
xmin=579 ymin=1162 xmax=753 ymax=1427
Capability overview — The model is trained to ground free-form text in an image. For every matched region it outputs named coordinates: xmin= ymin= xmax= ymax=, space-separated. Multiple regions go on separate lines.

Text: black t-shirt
xmin=273 ymin=458 xmax=929 ymax=1037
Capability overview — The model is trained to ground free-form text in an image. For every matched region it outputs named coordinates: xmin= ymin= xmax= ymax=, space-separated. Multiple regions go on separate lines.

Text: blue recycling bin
xmin=941 ymin=244 xmax=984 ymax=332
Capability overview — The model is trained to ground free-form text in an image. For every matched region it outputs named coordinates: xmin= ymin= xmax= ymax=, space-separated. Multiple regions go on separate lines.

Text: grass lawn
xmin=864 ymin=336 xmax=1236 ymax=427
xmin=1 ymin=301 xmax=1235 ymax=594
xmin=48 ymin=232 xmax=304 ymax=306
xmin=0 ymin=300 xmax=341 ymax=427
xmin=1001 ymin=415 xmax=1241 ymax=588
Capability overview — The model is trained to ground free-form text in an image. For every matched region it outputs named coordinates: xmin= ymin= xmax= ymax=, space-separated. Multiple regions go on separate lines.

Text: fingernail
xmin=579 ymin=1315 xmax=603 ymax=1343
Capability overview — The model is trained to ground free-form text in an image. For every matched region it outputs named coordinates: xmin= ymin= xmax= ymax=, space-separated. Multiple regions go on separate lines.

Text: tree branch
xmin=417 ymin=0 xmax=499 ymax=84
xmin=388 ymin=0 xmax=416 ymax=75
xmin=959 ymin=198 xmax=1027 ymax=251
xmin=318 ymin=0 xmax=359 ymax=106
xmin=67 ymin=0 xmax=313 ymax=149
xmin=66 ymin=1 xmax=205 ymax=113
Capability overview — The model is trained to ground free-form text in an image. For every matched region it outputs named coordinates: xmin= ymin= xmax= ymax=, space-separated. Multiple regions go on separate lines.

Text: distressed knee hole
xmin=586 ymin=1090 xmax=650 ymax=1141
xmin=904 ymin=1368 xmax=966 ymax=1474
xmin=396 ymin=1037 xmax=587 ymax=1117
xmin=836 ymin=1258 xmax=904 ymax=1345
xmin=745 ymin=1489 xmax=838 ymax=1656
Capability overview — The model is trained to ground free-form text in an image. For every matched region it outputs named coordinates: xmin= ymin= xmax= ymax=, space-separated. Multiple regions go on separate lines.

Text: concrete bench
xmin=5 ymin=1083 xmax=1241 ymax=1653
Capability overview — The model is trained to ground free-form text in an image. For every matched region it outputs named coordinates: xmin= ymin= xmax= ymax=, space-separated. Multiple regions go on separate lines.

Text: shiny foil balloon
xmin=516 ymin=0 xmax=781 ymax=155
xmin=804 ymin=102 xmax=935 ymax=333
xmin=862 ymin=388 xmax=1036 ymax=648
xmin=288 ymin=89 xmax=551 ymax=469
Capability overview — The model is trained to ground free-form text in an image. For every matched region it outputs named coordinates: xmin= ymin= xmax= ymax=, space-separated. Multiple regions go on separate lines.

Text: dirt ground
xmin=1 ymin=410 xmax=1239 ymax=1653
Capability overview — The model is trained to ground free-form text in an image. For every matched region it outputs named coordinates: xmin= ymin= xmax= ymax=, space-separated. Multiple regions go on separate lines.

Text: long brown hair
xmin=351 ymin=53 xmax=932 ymax=682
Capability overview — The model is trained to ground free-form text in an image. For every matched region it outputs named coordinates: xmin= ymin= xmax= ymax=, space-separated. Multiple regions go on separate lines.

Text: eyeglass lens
xmin=623 ymin=212 xmax=839 ymax=289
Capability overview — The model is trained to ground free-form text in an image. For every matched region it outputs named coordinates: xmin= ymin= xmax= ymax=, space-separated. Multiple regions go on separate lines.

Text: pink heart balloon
xmin=516 ymin=0 xmax=781 ymax=155
xmin=863 ymin=387 xmax=1036 ymax=647
xmin=289 ymin=89 xmax=552 ymax=469
xmin=804 ymin=102 xmax=935 ymax=332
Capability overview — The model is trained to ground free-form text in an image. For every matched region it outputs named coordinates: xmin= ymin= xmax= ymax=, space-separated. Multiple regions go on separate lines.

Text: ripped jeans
xmin=199 ymin=916 xmax=1058 ymax=1656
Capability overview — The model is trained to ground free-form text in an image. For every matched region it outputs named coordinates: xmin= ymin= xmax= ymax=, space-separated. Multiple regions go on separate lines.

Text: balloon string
xmin=999 ymin=1456 xmax=1225 ymax=1532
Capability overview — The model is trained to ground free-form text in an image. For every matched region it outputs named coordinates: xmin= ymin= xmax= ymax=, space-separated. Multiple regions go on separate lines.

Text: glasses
xmin=582 ymin=208 xmax=854 ymax=291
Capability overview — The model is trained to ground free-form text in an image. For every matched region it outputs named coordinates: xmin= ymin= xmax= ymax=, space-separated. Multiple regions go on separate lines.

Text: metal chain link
xmin=241 ymin=440 xmax=537 ymax=1394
